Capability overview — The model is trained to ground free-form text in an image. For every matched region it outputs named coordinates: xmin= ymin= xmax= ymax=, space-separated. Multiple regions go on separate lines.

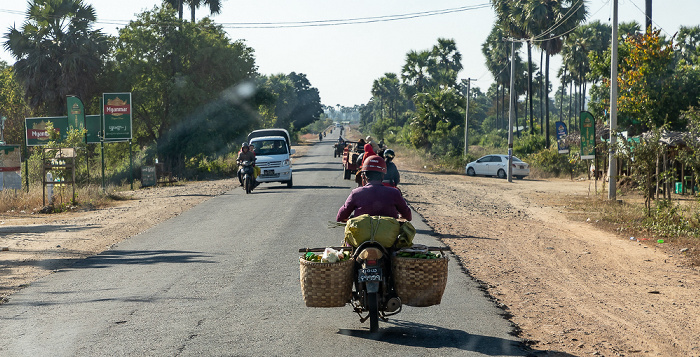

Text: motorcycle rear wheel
xmin=244 ymin=176 xmax=252 ymax=194
xmin=367 ymin=292 xmax=379 ymax=332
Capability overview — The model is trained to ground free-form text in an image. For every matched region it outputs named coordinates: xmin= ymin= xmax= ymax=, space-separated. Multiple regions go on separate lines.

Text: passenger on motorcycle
xmin=382 ymin=149 xmax=400 ymax=187
xmin=355 ymin=143 xmax=377 ymax=186
xmin=236 ymin=142 xmax=256 ymax=186
xmin=337 ymin=155 xmax=412 ymax=222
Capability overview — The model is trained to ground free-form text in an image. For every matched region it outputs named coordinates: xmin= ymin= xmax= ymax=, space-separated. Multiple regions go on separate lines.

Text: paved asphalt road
xmin=0 ymin=130 xmax=526 ymax=356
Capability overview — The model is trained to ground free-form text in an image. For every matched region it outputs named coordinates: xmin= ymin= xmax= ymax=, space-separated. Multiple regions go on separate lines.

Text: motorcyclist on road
xmin=382 ymin=149 xmax=400 ymax=187
xmin=236 ymin=142 xmax=256 ymax=186
xmin=337 ymin=155 xmax=412 ymax=222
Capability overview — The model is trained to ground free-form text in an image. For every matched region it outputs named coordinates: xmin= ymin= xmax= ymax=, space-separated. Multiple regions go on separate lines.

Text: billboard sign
xmin=25 ymin=117 xmax=69 ymax=146
xmin=103 ymin=92 xmax=132 ymax=141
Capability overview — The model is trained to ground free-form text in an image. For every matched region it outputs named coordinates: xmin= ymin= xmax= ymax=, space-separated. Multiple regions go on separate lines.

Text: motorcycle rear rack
xmin=298 ymin=246 xmax=449 ymax=254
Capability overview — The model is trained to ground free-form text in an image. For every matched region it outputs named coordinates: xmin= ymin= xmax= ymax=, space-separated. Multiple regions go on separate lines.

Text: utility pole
xmin=609 ymin=0 xmax=619 ymax=200
xmin=645 ymin=0 xmax=652 ymax=32
xmin=507 ymin=40 xmax=516 ymax=183
xmin=464 ymin=78 xmax=476 ymax=156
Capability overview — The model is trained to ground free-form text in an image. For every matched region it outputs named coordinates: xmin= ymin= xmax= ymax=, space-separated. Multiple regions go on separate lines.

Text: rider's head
xmin=241 ymin=142 xmax=249 ymax=152
xmin=383 ymin=149 xmax=395 ymax=162
xmin=361 ymin=155 xmax=387 ymax=182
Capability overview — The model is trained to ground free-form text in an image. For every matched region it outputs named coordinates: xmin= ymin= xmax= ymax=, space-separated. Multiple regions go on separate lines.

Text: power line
xmin=531 ymin=0 xmax=586 ymax=41
xmin=627 ymin=0 xmax=670 ymax=36
xmin=1 ymin=4 xmax=492 ymax=29
xmin=218 ymin=4 xmax=491 ymax=28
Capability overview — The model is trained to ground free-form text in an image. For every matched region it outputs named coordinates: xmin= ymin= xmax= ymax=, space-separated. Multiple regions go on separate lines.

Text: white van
xmin=247 ymin=129 xmax=295 ymax=187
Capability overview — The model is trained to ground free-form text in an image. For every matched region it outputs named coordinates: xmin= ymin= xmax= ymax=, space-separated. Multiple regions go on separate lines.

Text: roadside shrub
xmin=514 ymin=133 xmax=546 ymax=156
xmin=527 ymin=146 xmax=574 ymax=177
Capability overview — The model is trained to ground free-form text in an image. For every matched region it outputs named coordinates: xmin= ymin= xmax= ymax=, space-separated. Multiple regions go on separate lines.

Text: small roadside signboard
xmin=141 ymin=166 xmax=156 ymax=187
xmin=0 ymin=145 xmax=22 ymax=190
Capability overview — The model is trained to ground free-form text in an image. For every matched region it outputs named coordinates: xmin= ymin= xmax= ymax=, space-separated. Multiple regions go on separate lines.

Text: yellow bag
xmin=344 ymin=215 xmax=415 ymax=248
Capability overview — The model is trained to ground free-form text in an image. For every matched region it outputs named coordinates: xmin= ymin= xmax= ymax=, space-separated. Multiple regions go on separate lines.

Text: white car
xmin=247 ymin=129 xmax=295 ymax=187
xmin=465 ymin=154 xmax=529 ymax=179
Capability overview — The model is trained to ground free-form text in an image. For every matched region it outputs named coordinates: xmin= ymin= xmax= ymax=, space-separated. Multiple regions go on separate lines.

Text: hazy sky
xmin=1 ymin=0 xmax=699 ymax=107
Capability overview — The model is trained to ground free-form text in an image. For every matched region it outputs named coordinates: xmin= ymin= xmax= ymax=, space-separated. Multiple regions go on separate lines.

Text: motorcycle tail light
xmin=366 ymin=260 xmax=377 ymax=266
xmin=358 ymin=247 xmax=383 ymax=260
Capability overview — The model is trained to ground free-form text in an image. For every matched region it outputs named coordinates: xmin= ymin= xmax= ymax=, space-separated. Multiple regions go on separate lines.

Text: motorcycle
xmin=299 ymin=242 xmax=447 ymax=332
xmin=333 ymin=141 xmax=346 ymax=158
xmin=351 ymin=241 xmax=401 ymax=332
xmin=238 ymin=160 xmax=256 ymax=194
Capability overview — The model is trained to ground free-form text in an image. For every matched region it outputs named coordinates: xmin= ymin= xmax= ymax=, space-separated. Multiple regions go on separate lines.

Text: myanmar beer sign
xmin=103 ymin=92 xmax=132 ymax=141
xmin=25 ymin=116 xmax=68 ymax=146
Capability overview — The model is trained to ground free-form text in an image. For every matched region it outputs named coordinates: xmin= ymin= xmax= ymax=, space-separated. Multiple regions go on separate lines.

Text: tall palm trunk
xmin=528 ymin=42 xmax=534 ymax=135
xmin=540 ymin=49 xmax=544 ymax=135
xmin=568 ymin=80 xmax=573 ymax=129
xmin=560 ymin=67 xmax=566 ymax=123
xmin=545 ymin=52 xmax=551 ymax=148
xmin=496 ymin=84 xmax=500 ymax=130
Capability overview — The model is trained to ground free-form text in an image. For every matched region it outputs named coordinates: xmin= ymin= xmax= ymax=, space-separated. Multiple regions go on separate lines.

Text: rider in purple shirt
xmin=337 ymin=155 xmax=412 ymax=222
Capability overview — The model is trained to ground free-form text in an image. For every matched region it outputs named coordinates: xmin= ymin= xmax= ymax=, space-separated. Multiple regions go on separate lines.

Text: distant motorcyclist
xmin=236 ymin=142 xmax=256 ymax=186
xmin=382 ymin=149 xmax=400 ymax=187
xmin=337 ymin=155 xmax=412 ymax=222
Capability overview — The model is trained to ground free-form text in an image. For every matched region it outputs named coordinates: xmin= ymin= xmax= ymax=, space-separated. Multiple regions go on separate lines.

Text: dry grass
xmin=0 ymin=184 xmax=128 ymax=214
xmin=560 ymin=190 xmax=700 ymax=266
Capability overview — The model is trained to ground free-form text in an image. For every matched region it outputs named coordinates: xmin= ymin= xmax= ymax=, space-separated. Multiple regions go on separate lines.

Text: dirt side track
xmin=398 ymin=168 xmax=700 ymax=357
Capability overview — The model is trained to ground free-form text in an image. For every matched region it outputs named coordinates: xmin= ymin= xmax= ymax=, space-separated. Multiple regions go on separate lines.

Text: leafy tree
xmin=0 ymin=62 xmax=33 ymax=145
xmin=288 ymin=72 xmax=323 ymax=129
xmin=3 ymin=0 xmax=110 ymax=115
xmin=110 ymin=6 xmax=258 ymax=167
xmin=256 ymin=72 xmax=322 ymax=132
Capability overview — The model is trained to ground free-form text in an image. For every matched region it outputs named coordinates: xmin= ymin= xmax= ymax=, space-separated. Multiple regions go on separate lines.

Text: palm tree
xmin=525 ymin=0 xmax=587 ymax=147
xmin=401 ymin=50 xmax=434 ymax=100
xmin=492 ymin=0 xmax=538 ymax=134
xmin=4 ymin=0 xmax=109 ymax=115
xmin=430 ymin=38 xmax=463 ymax=88
xmin=561 ymin=20 xmax=611 ymax=127
xmin=186 ymin=0 xmax=222 ymax=22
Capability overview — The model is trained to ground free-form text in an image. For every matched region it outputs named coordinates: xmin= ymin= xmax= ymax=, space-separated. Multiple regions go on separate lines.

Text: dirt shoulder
xmin=1 ymin=140 xmax=699 ymax=356
xmin=397 ymin=164 xmax=700 ymax=357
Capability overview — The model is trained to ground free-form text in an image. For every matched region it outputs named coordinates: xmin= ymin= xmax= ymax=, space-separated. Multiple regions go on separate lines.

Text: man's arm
xmin=336 ymin=193 xmax=356 ymax=222
xmin=395 ymin=193 xmax=412 ymax=221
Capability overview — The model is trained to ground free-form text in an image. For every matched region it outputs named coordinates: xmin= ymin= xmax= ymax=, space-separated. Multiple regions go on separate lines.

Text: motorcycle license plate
xmin=358 ymin=267 xmax=382 ymax=282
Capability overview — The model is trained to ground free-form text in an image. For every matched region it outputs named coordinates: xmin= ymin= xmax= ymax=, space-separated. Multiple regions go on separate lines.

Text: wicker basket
xmin=392 ymin=255 xmax=449 ymax=307
xmin=299 ymin=257 xmax=354 ymax=307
